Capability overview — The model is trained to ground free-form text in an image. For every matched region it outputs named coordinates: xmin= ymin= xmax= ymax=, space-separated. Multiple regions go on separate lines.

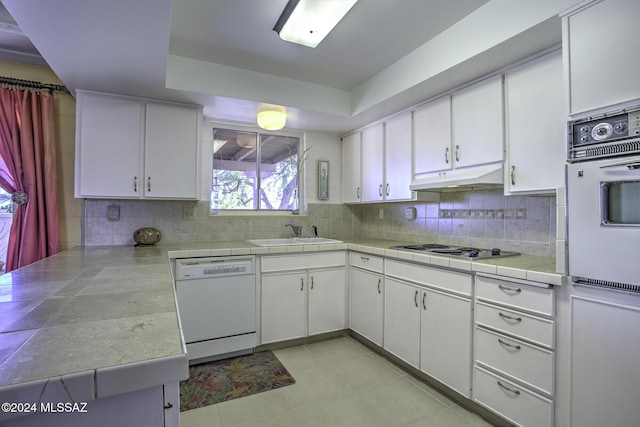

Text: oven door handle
xmin=599 ymin=160 xmax=640 ymax=170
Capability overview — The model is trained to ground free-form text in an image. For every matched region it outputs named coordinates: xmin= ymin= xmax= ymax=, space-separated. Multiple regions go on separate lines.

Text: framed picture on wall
xmin=318 ymin=160 xmax=329 ymax=200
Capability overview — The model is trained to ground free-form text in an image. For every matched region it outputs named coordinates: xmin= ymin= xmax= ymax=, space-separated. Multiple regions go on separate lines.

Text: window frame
xmin=209 ymin=123 xmax=305 ymax=216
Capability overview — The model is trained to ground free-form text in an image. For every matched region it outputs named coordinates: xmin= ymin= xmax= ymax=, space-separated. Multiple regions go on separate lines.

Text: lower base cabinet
xmin=260 ymin=252 xmax=346 ymax=344
xmin=384 ymin=260 xmax=472 ymax=398
xmin=349 ymin=266 xmax=384 ymax=346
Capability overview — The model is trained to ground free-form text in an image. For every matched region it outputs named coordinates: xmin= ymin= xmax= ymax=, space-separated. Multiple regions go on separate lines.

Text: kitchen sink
xmin=246 ymin=237 xmax=343 ymax=246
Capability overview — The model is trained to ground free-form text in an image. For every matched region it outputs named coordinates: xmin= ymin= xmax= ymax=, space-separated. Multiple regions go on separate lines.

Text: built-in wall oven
xmin=566 ymin=105 xmax=640 ymax=292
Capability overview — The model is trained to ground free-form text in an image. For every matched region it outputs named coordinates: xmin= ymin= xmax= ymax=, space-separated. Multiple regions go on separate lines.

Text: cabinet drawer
xmin=475 ymin=328 xmax=554 ymax=395
xmin=475 ymin=302 xmax=555 ymax=349
xmin=349 ymin=252 xmax=384 ymax=273
xmin=261 ymin=252 xmax=345 ymax=272
xmin=385 ymin=259 xmax=472 ymax=296
xmin=474 ymin=366 xmax=554 ymax=427
xmin=476 ymin=275 xmax=554 ymax=316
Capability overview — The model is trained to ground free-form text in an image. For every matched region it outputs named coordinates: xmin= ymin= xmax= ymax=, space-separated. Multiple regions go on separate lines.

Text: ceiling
xmin=0 ymin=0 xmax=571 ymax=134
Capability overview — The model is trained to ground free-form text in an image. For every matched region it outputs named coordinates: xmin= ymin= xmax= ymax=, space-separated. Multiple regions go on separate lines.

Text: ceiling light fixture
xmin=257 ymin=110 xmax=287 ymax=131
xmin=273 ymin=0 xmax=358 ymax=48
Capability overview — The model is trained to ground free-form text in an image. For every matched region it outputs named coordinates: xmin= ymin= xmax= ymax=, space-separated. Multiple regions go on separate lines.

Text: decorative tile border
xmin=439 ymin=208 xmax=526 ymax=220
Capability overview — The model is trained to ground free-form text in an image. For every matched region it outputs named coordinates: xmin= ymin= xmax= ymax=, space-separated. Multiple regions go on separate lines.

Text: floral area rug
xmin=180 ymin=350 xmax=296 ymax=411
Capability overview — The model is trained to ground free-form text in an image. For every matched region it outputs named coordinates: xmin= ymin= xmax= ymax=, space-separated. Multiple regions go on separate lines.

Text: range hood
xmin=410 ymin=163 xmax=504 ymax=191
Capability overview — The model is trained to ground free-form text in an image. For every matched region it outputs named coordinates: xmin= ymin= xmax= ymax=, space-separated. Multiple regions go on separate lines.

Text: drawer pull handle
xmin=498 ymin=312 xmax=522 ymax=322
xmin=422 ymin=292 xmax=427 ymax=310
xmin=414 ymin=290 xmax=419 ymax=307
xmin=300 ymin=278 xmax=304 ymax=291
xmin=361 ymin=256 xmax=370 ymax=261
xmin=498 ymin=338 xmax=521 ymax=351
xmin=498 ymin=284 xmax=522 ymax=293
xmin=497 ymin=380 xmax=521 ymax=396
xmin=377 ymin=278 xmax=381 ymax=294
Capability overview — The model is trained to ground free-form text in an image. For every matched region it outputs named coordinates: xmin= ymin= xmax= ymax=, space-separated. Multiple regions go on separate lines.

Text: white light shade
xmin=257 ymin=110 xmax=287 ymax=130
xmin=274 ymin=0 xmax=358 ymax=48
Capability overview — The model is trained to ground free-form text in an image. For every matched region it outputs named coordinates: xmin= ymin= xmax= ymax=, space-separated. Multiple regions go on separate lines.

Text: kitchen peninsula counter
xmin=0 ymin=246 xmax=188 ymax=425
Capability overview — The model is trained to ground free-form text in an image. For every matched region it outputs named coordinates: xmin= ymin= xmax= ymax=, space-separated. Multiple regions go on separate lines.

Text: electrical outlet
xmin=183 ymin=206 xmax=195 ymax=220
xmin=321 ymin=207 xmax=329 ymax=218
xmin=378 ymin=208 xmax=384 ymax=220
xmin=107 ymin=205 xmax=120 ymax=221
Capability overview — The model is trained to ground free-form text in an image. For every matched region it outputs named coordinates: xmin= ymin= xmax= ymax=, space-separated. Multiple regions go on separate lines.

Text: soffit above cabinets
xmin=2 ymin=0 xmax=579 ymax=133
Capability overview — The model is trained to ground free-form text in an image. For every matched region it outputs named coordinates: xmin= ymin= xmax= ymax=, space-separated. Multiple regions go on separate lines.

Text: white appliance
xmin=175 ymin=256 xmax=256 ymax=363
xmin=566 ymin=105 xmax=640 ymax=292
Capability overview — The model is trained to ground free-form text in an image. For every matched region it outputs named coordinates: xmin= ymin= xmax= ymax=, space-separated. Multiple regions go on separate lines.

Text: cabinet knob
xmin=133 ymin=176 xmax=138 ymax=192
xmin=386 ymin=183 xmax=390 ymax=197
xmin=377 ymin=278 xmax=381 ymax=294
xmin=511 ymin=165 xmax=516 ymax=186
xmin=422 ymin=292 xmax=426 ymax=310
xmin=414 ymin=289 xmax=419 ymax=307
xmin=455 ymin=145 xmax=460 ymax=162
xmin=379 ymin=184 xmax=383 ymax=197
xmin=147 ymin=177 xmax=151 ymax=192
xmin=445 ymin=147 xmax=449 ymax=164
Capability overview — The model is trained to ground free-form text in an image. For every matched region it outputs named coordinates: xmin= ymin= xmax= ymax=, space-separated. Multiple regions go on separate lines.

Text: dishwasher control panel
xmin=176 ymin=257 xmax=254 ymax=280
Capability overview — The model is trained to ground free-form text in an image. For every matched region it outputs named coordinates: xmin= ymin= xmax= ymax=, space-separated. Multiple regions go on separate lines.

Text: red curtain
xmin=0 ymin=88 xmax=61 ymax=272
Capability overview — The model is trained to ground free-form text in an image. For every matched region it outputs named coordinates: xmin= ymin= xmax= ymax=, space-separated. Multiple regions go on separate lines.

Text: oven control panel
xmin=568 ymin=106 xmax=640 ymax=161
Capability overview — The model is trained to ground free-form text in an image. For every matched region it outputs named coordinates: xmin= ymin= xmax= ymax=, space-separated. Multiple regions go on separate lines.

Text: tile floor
xmin=180 ymin=336 xmax=495 ymax=427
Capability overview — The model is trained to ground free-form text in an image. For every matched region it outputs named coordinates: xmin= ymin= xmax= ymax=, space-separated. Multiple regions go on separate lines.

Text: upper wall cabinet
xmin=414 ymin=95 xmax=452 ymax=175
xmin=342 ymin=132 xmax=362 ymax=203
xmin=414 ymin=75 xmax=503 ymax=177
xmin=505 ymin=50 xmax=565 ymax=195
xmin=75 ymin=91 xmax=202 ymax=200
xmin=360 ymin=113 xmax=414 ymax=203
xmin=452 ymin=74 xmax=504 ymax=168
xmin=563 ymin=0 xmax=640 ymax=115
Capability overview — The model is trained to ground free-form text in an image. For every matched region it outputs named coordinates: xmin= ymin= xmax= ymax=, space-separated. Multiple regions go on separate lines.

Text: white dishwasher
xmin=175 ymin=256 xmax=256 ymax=363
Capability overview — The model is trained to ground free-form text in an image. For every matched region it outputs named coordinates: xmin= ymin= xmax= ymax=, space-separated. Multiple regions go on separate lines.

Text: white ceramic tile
xmin=495 ymin=266 xmax=528 ymax=280
xmin=556 ymin=205 xmax=566 ymax=240
xmin=556 ymin=239 xmax=566 ymax=274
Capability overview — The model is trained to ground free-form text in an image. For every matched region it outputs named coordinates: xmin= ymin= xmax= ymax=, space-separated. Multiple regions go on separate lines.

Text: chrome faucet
xmin=285 ymin=223 xmax=302 ymax=238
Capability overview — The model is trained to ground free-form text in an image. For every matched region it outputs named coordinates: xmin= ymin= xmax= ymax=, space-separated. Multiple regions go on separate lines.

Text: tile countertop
xmin=0 ymin=246 xmax=188 ymax=422
xmin=0 ymin=238 xmax=563 ymax=419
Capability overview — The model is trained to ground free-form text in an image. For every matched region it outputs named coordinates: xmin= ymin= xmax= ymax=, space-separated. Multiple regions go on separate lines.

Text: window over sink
xmin=211 ymin=127 xmax=301 ymax=213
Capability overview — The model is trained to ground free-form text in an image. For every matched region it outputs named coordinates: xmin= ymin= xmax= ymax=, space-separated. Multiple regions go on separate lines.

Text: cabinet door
xmin=384 ymin=112 xmax=413 ymax=201
xmin=421 ymin=290 xmax=472 ymax=397
xmin=145 ymin=103 xmax=199 ymax=199
xmin=308 ymin=268 xmax=346 ymax=336
xmin=452 ymin=75 xmax=504 ymax=168
xmin=361 ymin=124 xmax=384 ymax=202
xmin=505 ymin=50 xmax=565 ymax=194
xmin=384 ymin=277 xmax=420 ymax=368
xmin=349 ymin=268 xmax=383 ymax=346
xmin=414 ymin=96 xmax=452 ymax=174
xmin=565 ymin=0 xmax=640 ymax=114
xmin=571 ymin=296 xmax=640 ymax=427
xmin=342 ymin=132 xmax=361 ymax=203
xmin=261 ymin=272 xmax=307 ymax=344
xmin=76 ymin=93 xmax=143 ymax=198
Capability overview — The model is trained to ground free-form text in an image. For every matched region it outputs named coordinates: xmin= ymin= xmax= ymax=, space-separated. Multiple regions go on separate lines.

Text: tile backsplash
xmin=83 ymin=189 xmax=557 ymax=258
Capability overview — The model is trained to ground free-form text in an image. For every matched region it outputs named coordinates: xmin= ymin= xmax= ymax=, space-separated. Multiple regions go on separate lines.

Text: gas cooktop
xmin=389 ymin=243 xmax=520 ymax=259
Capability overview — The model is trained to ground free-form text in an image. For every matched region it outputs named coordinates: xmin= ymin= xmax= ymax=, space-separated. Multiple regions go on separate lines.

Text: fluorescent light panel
xmin=273 ymin=0 xmax=358 ymax=48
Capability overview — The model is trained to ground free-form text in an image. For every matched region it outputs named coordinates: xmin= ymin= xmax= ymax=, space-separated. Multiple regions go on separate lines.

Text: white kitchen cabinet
xmin=420 ymin=288 xmax=472 ymax=397
xmin=414 ymin=95 xmax=452 ymax=175
xmin=261 ymin=271 xmax=307 ymax=343
xmin=384 ymin=259 xmax=472 ymax=396
xmin=361 ymin=123 xmax=384 ymax=202
xmin=474 ymin=274 xmax=556 ymax=427
xmin=144 ymin=102 xmax=200 ymax=199
xmin=568 ymin=290 xmax=640 ymax=427
xmin=384 ymin=276 xmax=421 ymax=368
xmin=349 ymin=253 xmax=384 ymax=346
xmin=383 ymin=112 xmax=414 ymax=201
xmin=76 ymin=92 xmax=144 ymax=198
xmin=260 ymin=253 xmax=346 ymax=344
xmin=452 ymin=74 xmax=504 ymax=168
xmin=563 ymin=0 xmax=640 ymax=115
xmin=342 ymin=132 xmax=361 ymax=203
xmin=504 ymin=49 xmax=565 ymax=195
xmin=75 ymin=91 xmax=201 ymax=200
